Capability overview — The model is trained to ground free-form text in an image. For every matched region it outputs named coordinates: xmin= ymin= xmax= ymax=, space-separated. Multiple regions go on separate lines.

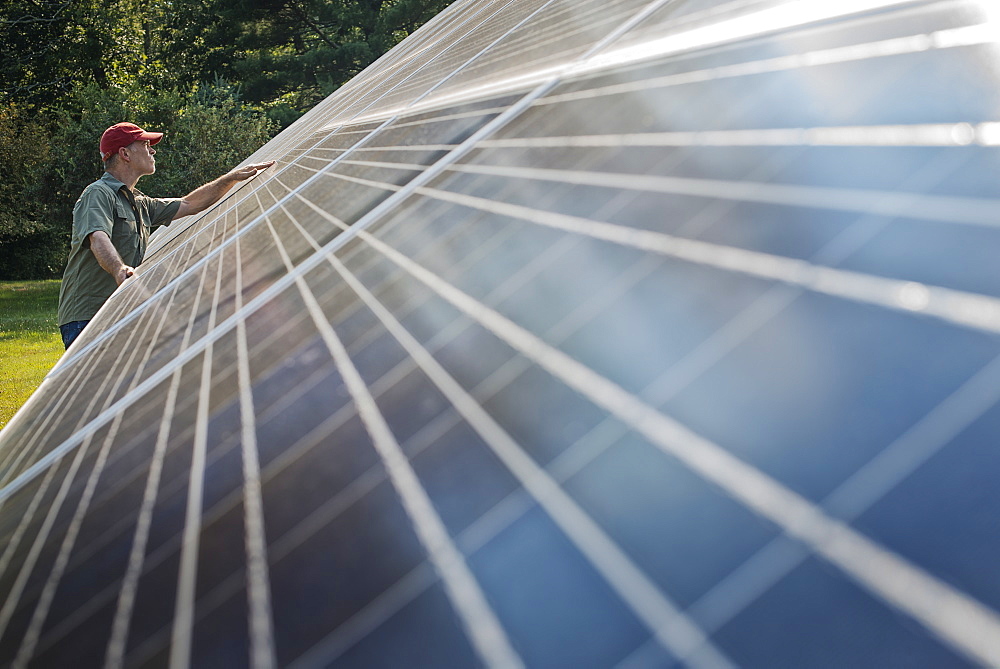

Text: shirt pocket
xmin=111 ymin=201 xmax=141 ymax=263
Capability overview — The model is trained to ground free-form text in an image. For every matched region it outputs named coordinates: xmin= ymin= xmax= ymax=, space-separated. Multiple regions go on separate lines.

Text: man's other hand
xmin=227 ymin=161 xmax=276 ymax=182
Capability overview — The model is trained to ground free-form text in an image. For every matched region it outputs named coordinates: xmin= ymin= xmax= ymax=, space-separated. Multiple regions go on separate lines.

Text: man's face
xmin=124 ymin=140 xmax=156 ymax=175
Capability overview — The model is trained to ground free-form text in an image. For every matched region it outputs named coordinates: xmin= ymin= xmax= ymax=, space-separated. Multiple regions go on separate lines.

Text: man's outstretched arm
xmin=175 ymin=161 xmax=275 ymax=219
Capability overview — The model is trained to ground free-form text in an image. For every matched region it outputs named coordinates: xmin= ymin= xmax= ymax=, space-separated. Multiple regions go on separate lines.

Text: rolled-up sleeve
xmin=146 ymin=197 xmax=182 ymax=228
xmin=73 ymin=188 xmax=115 ymax=246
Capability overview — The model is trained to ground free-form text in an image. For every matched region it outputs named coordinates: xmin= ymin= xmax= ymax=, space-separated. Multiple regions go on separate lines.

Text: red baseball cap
xmin=100 ymin=122 xmax=163 ymax=161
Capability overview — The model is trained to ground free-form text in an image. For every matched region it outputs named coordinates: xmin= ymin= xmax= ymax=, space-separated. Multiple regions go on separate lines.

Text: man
xmin=57 ymin=122 xmax=274 ymax=349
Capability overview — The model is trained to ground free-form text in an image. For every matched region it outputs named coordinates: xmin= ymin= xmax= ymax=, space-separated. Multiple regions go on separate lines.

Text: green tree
xmin=0 ymin=0 xmax=166 ymax=110
xmin=162 ymin=0 xmax=452 ymax=123
xmin=0 ymin=104 xmax=62 ymax=278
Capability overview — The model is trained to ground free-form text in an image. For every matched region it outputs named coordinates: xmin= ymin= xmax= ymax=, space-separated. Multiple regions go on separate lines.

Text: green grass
xmin=0 ymin=280 xmax=64 ymax=431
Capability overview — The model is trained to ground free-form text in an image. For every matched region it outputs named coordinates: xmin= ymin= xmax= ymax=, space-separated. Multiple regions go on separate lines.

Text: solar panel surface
xmin=3 ymin=0 xmax=1000 ymax=666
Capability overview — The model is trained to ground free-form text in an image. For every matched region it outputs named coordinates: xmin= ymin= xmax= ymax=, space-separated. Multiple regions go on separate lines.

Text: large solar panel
xmin=3 ymin=0 xmax=1000 ymax=665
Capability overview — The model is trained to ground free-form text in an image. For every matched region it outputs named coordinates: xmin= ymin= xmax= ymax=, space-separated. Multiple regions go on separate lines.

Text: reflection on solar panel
xmin=4 ymin=0 xmax=1000 ymax=665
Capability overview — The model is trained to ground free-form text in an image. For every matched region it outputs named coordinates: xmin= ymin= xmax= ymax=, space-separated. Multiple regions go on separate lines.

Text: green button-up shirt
xmin=57 ymin=173 xmax=181 ymax=326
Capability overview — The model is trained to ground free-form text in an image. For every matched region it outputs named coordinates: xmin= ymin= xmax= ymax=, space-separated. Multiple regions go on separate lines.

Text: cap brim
xmin=139 ymin=131 xmax=163 ymax=146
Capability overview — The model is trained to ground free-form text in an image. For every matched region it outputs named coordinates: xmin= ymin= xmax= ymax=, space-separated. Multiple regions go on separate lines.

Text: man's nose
xmin=150 ymin=147 xmax=156 ymax=155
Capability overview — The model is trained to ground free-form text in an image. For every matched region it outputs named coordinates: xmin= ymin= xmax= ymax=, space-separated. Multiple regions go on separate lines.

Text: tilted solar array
xmin=3 ymin=0 xmax=1000 ymax=665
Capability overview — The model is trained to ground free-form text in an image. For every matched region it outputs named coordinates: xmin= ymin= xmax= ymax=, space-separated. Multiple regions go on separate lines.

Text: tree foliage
xmin=0 ymin=104 xmax=58 ymax=279
xmin=0 ymin=0 xmax=448 ymax=279
xmin=161 ymin=0 xmax=450 ymax=115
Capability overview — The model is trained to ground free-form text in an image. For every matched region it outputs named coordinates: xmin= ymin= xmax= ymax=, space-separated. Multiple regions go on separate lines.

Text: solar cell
xmin=3 ymin=0 xmax=1000 ymax=666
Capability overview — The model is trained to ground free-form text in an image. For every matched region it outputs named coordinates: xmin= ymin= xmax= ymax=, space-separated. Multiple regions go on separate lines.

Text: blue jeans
xmin=60 ymin=320 xmax=89 ymax=349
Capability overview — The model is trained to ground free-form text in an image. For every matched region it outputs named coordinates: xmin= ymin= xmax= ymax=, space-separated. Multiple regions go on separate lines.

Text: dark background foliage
xmin=0 ymin=0 xmax=450 ymax=278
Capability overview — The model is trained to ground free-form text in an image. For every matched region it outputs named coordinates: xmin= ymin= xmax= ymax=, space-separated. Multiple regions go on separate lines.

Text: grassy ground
xmin=0 ymin=280 xmax=63 ymax=431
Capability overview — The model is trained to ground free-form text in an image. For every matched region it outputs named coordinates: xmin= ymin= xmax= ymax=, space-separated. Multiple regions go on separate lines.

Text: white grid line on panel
xmin=310 ymin=233 xmax=735 ymax=669
xmin=442 ymin=163 xmax=1000 ymax=230
xmin=167 ymin=340 xmax=215 ymax=669
xmin=236 ymin=204 xmax=280 ymax=669
xmin=317 ymin=169 xmax=408 ymax=192
xmin=343 ymin=221 xmax=526 ymax=356
xmin=152 ymin=116 xmax=375 ymax=262
xmin=348 ymin=142 xmax=462 ymax=152
xmin=35 ymin=214 xmax=212 ymax=444
xmin=346 ymin=224 xmax=1000 ymax=667
xmin=339 ymin=158 xmax=431 ymax=172
xmin=326 ymin=0 xmax=559 ymax=132
xmin=265 ymin=211 xmax=524 ymax=669
xmin=609 ymin=282 xmax=1000 ymax=663
xmin=284 ymin=160 xmax=662 ymax=433
xmin=169 ymin=247 xmax=229 ymax=669
xmin=475 ymin=122 xmax=995 ymax=148
xmin=414 ymin=185 xmax=1000 ymax=335
xmin=269 ymin=205 xmax=658 ymax=607
xmin=289 ymin=203 xmax=612 ymax=363
xmin=380 ymin=104 xmax=511 ymax=129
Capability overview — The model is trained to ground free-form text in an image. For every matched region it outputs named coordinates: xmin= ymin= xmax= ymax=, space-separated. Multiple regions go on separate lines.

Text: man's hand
xmin=177 ymin=161 xmax=276 ymax=218
xmin=226 ymin=161 xmax=276 ymax=182
xmin=114 ymin=265 xmax=135 ymax=286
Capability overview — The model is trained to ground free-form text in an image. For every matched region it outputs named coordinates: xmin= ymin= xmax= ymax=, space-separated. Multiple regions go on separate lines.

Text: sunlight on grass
xmin=0 ymin=280 xmax=64 ymax=431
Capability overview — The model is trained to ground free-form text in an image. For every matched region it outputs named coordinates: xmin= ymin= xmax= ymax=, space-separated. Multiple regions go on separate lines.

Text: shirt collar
xmin=100 ymin=172 xmax=128 ymax=192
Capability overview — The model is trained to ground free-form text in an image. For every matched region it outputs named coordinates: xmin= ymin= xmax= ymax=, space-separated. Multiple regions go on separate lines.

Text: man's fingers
xmin=232 ymin=161 xmax=275 ymax=181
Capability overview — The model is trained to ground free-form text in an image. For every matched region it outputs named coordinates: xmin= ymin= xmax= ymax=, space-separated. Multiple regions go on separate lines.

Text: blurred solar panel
xmin=3 ymin=0 xmax=1000 ymax=666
